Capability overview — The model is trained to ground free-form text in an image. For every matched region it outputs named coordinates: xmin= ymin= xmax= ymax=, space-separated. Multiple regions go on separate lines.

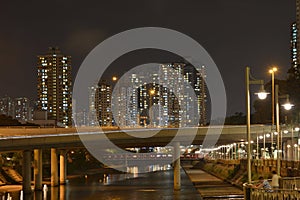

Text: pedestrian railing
xmin=281 ymin=177 xmax=300 ymax=190
xmin=244 ymin=183 xmax=300 ymax=200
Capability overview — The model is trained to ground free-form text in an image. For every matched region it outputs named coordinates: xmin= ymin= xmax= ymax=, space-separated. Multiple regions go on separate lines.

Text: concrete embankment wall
xmin=193 ymin=159 xmax=300 ymax=188
xmin=0 ymin=167 xmax=22 ymax=185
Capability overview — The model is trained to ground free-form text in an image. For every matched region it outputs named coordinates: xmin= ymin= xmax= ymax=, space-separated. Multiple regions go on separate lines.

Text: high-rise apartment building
xmin=290 ymin=22 xmax=300 ymax=79
xmin=37 ymin=47 xmax=72 ymax=127
xmin=95 ymin=81 xmax=113 ymax=126
xmin=294 ymin=0 xmax=300 ymax=79
xmin=88 ymin=86 xmax=98 ymax=126
xmin=14 ymin=97 xmax=31 ymax=121
xmin=112 ymin=74 xmax=140 ymax=127
xmin=182 ymin=64 xmax=207 ymax=125
xmin=0 ymin=96 xmax=14 ymax=117
xmin=0 ymin=96 xmax=32 ymax=122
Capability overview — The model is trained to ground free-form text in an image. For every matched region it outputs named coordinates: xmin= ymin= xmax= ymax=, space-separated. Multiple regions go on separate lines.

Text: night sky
xmin=0 ymin=0 xmax=295 ymax=115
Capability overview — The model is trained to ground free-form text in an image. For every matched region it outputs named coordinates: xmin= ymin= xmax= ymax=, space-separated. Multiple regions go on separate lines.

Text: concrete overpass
xmin=0 ymin=125 xmax=269 ymax=151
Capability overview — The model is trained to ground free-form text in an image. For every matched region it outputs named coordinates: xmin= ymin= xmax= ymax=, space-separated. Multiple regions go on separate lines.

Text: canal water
xmin=2 ymin=164 xmax=201 ymax=200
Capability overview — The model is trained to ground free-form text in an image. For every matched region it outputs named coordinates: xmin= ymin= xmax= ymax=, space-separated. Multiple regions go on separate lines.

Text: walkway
xmin=184 ymin=166 xmax=244 ymax=199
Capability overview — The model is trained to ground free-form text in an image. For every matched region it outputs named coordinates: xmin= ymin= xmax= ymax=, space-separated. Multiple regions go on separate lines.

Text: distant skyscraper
xmin=182 ymin=64 xmax=207 ymax=125
xmin=297 ymin=0 xmax=300 ymax=39
xmin=14 ymin=97 xmax=31 ymax=121
xmin=295 ymin=0 xmax=300 ymax=79
xmin=0 ymin=96 xmax=33 ymax=122
xmin=0 ymin=96 xmax=14 ymax=117
xmin=160 ymin=62 xmax=207 ymax=126
xmin=290 ymin=22 xmax=300 ymax=79
xmin=112 ymin=74 xmax=139 ymax=127
xmin=37 ymin=47 xmax=72 ymax=127
xmin=95 ymin=81 xmax=113 ymax=126
xmin=158 ymin=63 xmax=184 ymax=127
xmin=88 ymin=85 xmax=97 ymax=126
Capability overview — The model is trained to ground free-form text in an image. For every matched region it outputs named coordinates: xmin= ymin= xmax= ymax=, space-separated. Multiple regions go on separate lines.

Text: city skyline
xmin=0 ymin=1 xmax=295 ymax=116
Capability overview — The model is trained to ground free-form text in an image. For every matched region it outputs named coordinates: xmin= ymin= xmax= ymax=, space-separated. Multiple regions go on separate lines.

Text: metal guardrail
xmin=244 ymin=178 xmax=300 ymax=200
xmin=281 ymin=177 xmax=300 ymax=190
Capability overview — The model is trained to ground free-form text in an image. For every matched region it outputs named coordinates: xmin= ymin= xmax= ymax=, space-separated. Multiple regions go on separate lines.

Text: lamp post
xmin=275 ymin=84 xmax=294 ymax=175
xmin=149 ymin=89 xmax=155 ymax=127
xmin=246 ymin=67 xmax=268 ymax=183
xmin=295 ymin=127 xmax=300 ymax=161
xmin=269 ymin=67 xmax=277 ymax=154
xmin=256 ymin=135 xmax=259 ymax=159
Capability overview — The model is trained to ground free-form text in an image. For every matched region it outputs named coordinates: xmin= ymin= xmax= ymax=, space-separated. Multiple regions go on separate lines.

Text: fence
xmin=244 ymin=178 xmax=300 ymax=200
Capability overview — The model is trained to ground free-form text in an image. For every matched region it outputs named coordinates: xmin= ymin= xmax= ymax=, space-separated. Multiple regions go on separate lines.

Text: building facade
xmin=0 ymin=96 xmax=14 ymax=117
xmin=95 ymin=81 xmax=113 ymax=126
xmin=290 ymin=22 xmax=300 ymax=79
xmin=37 ymin=47 xmax=72 ymax=127
xmin=0 ymin=96 xmax=32 ymax=122
xmin=14 ymin=97 xmax=32 ymax=121
xmin=295 ymin=0 xmax=300 ymax=79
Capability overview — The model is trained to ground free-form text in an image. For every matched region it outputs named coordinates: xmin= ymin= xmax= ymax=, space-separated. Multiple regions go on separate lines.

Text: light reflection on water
xmin=2 ymin=164 xmax=171 ymax=200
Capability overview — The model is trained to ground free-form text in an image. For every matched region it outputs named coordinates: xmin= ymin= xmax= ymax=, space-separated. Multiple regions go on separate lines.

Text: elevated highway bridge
xmin=0 ymin=125 xmax=268 ymax=151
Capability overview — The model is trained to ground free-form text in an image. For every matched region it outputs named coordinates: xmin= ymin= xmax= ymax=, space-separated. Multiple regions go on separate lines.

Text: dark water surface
xmin=5 ymin=166 xmax=201 ymax=200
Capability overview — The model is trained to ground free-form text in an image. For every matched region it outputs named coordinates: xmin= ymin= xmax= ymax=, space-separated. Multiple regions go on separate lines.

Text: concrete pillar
xmin=51 ymin=148 xmax=58 ymax=187
xmin=51 ymin=187 xmax=59 ymax=200
xmin=60 ymin=150 xmax=67 ymax=184
xmin=173 ymin=142 xmax=181 ymax=190
xmin=22 ymin=150 xmax=32 ymax=194
xmin=34 ymin=149 xmax=43 ymax=190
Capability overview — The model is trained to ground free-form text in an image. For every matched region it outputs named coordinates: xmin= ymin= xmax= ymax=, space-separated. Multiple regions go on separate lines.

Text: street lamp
xmin=149 ymin=89 xmax=155 ymax=127
xmin=275 ymin=85 xmax=294 ymax=175
xmin=269 ymin=67 xmax=277 ymax=156
xmin=269 ymin=67 xmax=277 ymax=126
xmin=295 ymin=127 xmax=300 ymax=160
xmin=281 ymin=95 xmax=294 ymax=111
xmin=246 ymin=66 xmax=269 ymax=183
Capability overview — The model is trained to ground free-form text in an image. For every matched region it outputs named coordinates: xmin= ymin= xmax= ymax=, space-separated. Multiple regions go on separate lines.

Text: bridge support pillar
xmin=60 ymin=150 xmax=67 ymax=184
xmin=51 ymin=148 xmax=59 ymax=187
xmin=173 ymin=141 xmax=181 ymax=190
xmin=22 ymin=150 xmax=32 ymax=194
xmin=34 ymin=149 xmax=43 ymax=190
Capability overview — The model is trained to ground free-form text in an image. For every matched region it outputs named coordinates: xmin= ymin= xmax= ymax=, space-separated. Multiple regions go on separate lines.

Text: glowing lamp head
xmin=257 ymin=92 xmax=268 ymax=100
xmin=269 ymin=67 xmax=278 ymax=74
xmin=255 ymin=85 xmax=269 ymax=100
xmin=282 ymin=102 xmax=294 ymax=110
xmin=295 ymin=127 xmax=300 ymax=132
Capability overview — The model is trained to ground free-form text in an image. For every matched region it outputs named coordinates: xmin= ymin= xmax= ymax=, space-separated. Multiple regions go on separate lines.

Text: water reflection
xmin=2 ymin=164 xmax=171 ymax=200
